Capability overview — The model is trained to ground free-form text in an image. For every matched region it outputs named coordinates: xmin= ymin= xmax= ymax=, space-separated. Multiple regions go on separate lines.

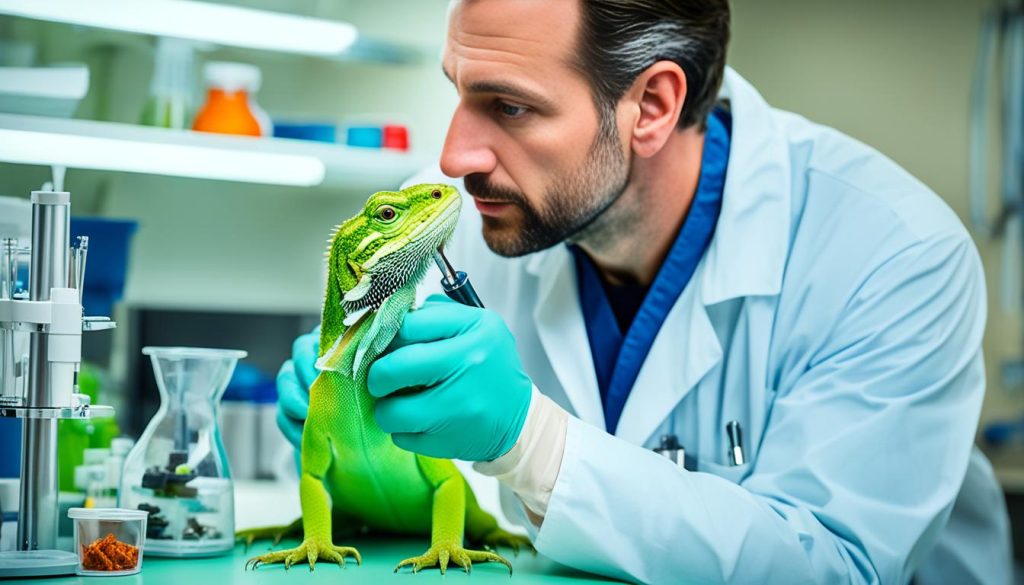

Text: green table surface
xmin=44 ymin=538 xmax=622 ymax=584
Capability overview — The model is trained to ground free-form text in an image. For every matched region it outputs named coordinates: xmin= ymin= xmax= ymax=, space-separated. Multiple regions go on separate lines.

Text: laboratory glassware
xmin=119 ymin=347 xmax=246 ymax=557
xmin=139 ymin=38 xmax=194 ymax=129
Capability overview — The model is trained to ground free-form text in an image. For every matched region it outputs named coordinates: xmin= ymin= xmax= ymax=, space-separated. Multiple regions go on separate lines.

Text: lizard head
xmin=328 ymin=183 xmax=462 ymax=318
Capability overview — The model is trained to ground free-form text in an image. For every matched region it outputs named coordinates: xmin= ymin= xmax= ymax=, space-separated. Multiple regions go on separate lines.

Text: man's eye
xmin=497 ymin=102 xmax=529 ymax=119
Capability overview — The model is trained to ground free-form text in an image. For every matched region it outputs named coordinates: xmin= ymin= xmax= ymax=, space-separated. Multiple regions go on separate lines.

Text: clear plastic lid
xmin=68 ymin=507 xmax=149 ymax=521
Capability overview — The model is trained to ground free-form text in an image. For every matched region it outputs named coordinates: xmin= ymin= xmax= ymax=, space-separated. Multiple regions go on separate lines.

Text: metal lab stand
xmin=0 ymin=191 xmax=115 ymax=578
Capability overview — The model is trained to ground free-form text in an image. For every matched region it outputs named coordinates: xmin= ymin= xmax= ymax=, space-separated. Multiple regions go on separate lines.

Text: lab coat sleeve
xmin=531 ymin=234 xmax=987 ymax=585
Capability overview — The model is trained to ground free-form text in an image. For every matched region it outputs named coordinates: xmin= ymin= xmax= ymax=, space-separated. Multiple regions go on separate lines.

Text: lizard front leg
xmin=395 ymin=456 xmax=512 ymax=575
xmin=247 ymin=402 xmax=361 ymax=571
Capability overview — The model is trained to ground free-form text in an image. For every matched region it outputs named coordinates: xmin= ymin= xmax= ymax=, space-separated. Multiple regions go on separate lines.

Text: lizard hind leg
xmin=236 ymin=517 xmax=303 ymax=551
xmin=476 ymin=527 xmax=534 ymax=557
xmin=464 ymin=477 xmax=535 ymax=556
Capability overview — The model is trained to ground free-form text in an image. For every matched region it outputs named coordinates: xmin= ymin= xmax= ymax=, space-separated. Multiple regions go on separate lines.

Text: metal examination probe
xmin=433 ymin=247 xmax=484 ymax=308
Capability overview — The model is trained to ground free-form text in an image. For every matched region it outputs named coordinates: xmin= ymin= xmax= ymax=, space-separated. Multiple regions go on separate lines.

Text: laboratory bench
xmin=36 ymin=481 xmax=620 ymax=584
xmin=45 ymin=538 xmax=620 ymax=584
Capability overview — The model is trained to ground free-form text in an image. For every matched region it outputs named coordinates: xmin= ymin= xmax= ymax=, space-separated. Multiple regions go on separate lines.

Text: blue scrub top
xmin=572 ymin=107 xmax=731 ymax=435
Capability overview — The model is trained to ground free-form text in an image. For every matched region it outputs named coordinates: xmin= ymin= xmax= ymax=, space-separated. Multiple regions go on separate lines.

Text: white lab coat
xmin=413 ymin=68 xmax=1012 ymax=584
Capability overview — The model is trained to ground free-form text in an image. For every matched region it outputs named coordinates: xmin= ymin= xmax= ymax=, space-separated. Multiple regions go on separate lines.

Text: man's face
xmin=440 ymin=0 xmax=630 ymax=257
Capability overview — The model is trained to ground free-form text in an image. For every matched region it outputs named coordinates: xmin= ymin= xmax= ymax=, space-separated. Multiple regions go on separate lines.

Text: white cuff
xmin=473 ymin=386 xmax=568 ymax=519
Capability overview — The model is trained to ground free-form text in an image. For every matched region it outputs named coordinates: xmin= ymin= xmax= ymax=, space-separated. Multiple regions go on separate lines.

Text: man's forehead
xmin=443 ymin=0 xmax=580 ymax=81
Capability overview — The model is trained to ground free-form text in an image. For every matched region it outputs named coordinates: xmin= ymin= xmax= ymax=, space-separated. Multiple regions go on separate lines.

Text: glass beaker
xmin=119 ymin=347 xmax=246 ymax=557
xmin=0 ymin=239 xmax=29 ymax=407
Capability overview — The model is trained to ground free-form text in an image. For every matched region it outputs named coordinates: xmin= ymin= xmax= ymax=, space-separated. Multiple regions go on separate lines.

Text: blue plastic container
xmin=0 ymin=418 xmax=20 ymax=477
xmin=69 ymin=217 xmax=138 ymax=317
xmin=273 ymin=122 xmax=337 ymax=143
xmin=346 ymin=125 xmax=383 ymax=148
xmin=223 ymin=362 xmax=277 ymax=404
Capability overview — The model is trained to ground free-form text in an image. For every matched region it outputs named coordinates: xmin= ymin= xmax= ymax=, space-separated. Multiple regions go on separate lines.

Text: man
xmin=277 ymin=0 xmax=1012 ymax=583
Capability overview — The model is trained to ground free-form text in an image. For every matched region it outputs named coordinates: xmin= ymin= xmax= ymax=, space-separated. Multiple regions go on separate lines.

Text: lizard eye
xmin=376 ymin=205 xmax=397 ymax=222
xmin=431 ymin=189 xmax=442 ymax=199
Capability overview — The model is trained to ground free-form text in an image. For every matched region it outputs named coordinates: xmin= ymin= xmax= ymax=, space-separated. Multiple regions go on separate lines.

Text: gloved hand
xmin=367 ymin=295 xmax=533 ymax=462
xmin=275 ymin=327 xmax=320 ymax=449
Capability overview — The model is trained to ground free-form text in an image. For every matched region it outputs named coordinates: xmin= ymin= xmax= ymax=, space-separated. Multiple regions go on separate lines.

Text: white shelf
xmin=0 ymin=114 xmax=425 ymax=189
xmin=0 ymin=0 xmax=422 ymax=64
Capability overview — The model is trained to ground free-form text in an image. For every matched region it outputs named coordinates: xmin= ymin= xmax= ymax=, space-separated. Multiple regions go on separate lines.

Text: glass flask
xmin=119 ymin=347 xmax=247 ymax=557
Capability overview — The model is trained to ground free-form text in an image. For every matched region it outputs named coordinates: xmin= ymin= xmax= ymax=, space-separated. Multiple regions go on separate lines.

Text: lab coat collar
xmin=527 ymin=232 xmax=720 ymax=443
xmin=614 ymin=266 xmax=720 ymax=444
xmin=531 ymin=244 xmax=607 ymax=429
xmin=526 ymin=68 xmax=791 ymax=441
xmin=701 ymin=68 xmax=792 ymax=304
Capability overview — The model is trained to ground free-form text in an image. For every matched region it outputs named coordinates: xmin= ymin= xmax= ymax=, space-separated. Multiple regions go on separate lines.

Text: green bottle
xmin=58 ymin=363 xmax=120 ymax=492
xmin=139 ymin=38 xmax=193 ymax=130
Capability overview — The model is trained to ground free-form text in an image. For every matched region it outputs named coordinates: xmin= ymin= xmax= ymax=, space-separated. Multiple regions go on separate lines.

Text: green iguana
xmin=240 ymin=183 xmax=530 ymax=574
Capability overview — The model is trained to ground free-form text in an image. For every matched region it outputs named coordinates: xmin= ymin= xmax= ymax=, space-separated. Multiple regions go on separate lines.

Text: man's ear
xmin=624 ymin=61 xmax=687 ymax=158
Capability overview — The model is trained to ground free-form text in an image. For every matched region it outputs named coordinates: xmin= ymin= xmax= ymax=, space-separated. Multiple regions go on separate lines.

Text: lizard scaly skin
xmin=242 ymin=183 xmax=531 ymax=574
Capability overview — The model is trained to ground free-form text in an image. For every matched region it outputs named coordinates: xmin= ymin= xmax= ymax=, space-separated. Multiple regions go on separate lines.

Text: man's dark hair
xmin=574 ymin=0 xmax=731 ymax=132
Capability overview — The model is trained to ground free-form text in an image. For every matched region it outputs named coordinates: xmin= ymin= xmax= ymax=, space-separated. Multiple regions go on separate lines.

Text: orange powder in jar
xmin=81 ymin=533 xmax=139 ymax=571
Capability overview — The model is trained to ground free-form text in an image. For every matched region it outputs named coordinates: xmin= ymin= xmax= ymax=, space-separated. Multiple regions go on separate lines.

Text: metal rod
xmin=76 ymin=236 xmax=88 ymax=305
xmin=433 ymin=248 xmax=484 ymax=308
xmin=18 ymin=191 xmax=70 ymax=552
xmin=1 ymin=238 xmax=15 ymax=300
xmin=433 ymin=248 xmax=458 ymax=285
xmin=66 ymin=247 xmax=76 ymax=304
xmin=174 ymin=359 xmax=187 ymax=452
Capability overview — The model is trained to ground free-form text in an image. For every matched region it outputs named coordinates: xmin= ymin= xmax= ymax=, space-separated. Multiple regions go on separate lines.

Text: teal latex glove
xmin=368 ymin=295 xmax=533 ymax=462
xmin=275 ymin=327 xmax=319 ymax=449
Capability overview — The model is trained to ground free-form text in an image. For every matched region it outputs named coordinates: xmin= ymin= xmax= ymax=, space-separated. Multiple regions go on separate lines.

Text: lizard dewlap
xmin=240 ymin=183 xmax=531 ymax=574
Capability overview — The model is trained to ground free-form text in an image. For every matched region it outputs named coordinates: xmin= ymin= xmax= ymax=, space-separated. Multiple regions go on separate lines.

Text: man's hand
xmin=275 ymin=328 xmax=319 ymax=449
xmin=368 ymin=295 xmax=533 ymax=462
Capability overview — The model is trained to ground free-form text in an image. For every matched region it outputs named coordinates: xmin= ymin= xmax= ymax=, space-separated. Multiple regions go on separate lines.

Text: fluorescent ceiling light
xmin=0 ymin=128 xmax=326 ymax=186
xmin=0 ymin=0 xmax=358 ymax=56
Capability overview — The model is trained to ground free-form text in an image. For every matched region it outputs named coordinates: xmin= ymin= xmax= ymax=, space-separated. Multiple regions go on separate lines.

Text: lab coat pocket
xmin=697 ymin=459 xmax=752 ymax=485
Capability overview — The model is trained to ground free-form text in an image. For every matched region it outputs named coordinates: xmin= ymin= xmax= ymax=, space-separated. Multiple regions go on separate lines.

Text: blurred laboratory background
xmin=1 ymin=0 xmax=1023 ymax=563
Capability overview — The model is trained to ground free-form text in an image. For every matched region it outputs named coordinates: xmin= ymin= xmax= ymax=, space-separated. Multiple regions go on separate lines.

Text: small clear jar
xmin=68 ymin=508 xmax=147 ymax=576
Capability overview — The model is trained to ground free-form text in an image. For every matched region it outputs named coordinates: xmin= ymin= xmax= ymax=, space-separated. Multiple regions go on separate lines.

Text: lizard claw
xmin=395 ymin=542 xmax=512 ymax=575
xmin=247 ymin=538 xmax=360 ymax=572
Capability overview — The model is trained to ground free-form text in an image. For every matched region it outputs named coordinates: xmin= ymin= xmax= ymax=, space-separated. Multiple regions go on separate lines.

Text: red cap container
xmin=382 ymin=124 xmax=409 ymax=151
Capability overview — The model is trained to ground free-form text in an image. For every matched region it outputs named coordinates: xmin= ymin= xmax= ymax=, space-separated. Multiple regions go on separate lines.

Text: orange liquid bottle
xmin=192 ymin=62 xmax=264 ymax=137
xmin=192 ymin=88 xmax=261 ymax=136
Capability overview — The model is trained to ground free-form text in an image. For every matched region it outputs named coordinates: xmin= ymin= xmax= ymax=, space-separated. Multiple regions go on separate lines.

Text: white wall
xmin=2 ymin=1 xmax=1014 ymax=433
xmin=728 ymin=0 xmax=1017 ymax=431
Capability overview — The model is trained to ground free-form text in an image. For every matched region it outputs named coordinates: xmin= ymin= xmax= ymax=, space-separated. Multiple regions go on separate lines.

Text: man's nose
xmin=439 ymin=104 xmax=497 ymax=179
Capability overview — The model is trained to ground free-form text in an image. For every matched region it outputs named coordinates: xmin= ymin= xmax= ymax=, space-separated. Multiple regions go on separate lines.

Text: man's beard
xmin=464 ymin=122 xmax=630 ymax=257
